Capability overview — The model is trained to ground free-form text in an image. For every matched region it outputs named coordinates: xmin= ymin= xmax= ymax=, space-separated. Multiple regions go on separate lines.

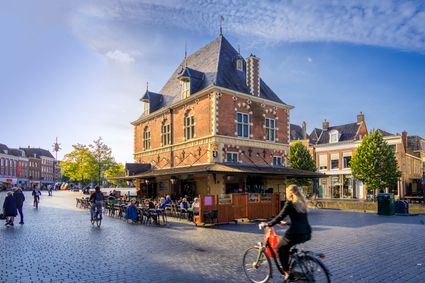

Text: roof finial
xmin=146 ymin=81 xmax=149 ymax=91
xmin=219 ymin=15 xmax=224 ymax=35
xmin=238 ymin=44 xmax=240 ymax=54
xmin=184 ymin=41 xmax=187 ymax=67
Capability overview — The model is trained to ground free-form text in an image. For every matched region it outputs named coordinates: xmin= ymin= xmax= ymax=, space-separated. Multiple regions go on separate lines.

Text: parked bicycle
xmin=309 ymin=199 xmax=323 ymax=209
xmin=91 ymin=205 xmax=103 ymax=227
xmin=243 ymin=225 xmax=331 ymax=283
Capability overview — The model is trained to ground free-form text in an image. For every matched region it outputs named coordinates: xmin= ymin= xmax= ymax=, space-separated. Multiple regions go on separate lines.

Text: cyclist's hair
xmin=95 ymin=186 xmax=100 ymax=191
xmin=286 ymin=185 xmax=307 ymax=213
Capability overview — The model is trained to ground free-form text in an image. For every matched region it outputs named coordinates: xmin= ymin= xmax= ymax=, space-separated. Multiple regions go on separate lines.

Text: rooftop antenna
xmin=219 ymin=15 xmax=224 ymax=35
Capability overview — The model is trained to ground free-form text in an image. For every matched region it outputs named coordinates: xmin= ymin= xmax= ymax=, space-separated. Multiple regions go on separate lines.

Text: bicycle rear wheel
xmin=316 ymin=202 xmax=323 ymax=209
xmin=243 ymin=247 xmax=272 ymax=283
xmin=292 ymin=255 xmax=330 ymax=283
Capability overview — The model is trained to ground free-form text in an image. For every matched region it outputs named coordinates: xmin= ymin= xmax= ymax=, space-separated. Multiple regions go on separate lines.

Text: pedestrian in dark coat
xmin=3 ymin=191 xmax=17 ymax=226
xmin=13 ymin=187 xmax=25 ymax=224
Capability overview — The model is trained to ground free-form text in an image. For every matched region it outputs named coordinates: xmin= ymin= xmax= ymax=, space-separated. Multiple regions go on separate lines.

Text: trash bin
xmin=377 ymin=193 xmax=395 ymax=215
xmin=394 ymin=200 xmax=409 ymax=214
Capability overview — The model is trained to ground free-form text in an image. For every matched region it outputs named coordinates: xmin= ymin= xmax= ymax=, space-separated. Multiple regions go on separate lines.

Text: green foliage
xmin=59 ymin=138 xmax=121 ymax=185
xmin=288 ymin=142 xmax=316 ymax=186
xmin=104 ymin=163 xmax=126 ymax=186
xmin=351 ymin=130 xmax=401 ymax=192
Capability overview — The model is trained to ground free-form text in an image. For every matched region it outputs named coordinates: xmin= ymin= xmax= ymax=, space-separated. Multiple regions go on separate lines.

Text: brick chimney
xmin=357 ymin=111 xmax=365 ymax=123
xmin=322 ymin=119 xmax=329 ymax=130
xmin=401 ymin=130 xmax=408 ymax=151
xmin=246 ymin=54 xmax=260 ymax=96
xmin=302 ymin=121 xmax=307 ymax=139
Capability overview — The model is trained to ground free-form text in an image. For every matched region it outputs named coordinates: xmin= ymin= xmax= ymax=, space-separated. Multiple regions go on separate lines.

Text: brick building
xmin=20 ymin=147 xmax=55 ymax=188
xmin=128 ymin=34 xmax=319 ymax=198
xmin=0 ymin=144 xmax=29 ymax=188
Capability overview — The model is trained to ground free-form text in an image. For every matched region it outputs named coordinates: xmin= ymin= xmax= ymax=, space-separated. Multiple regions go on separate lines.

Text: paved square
xmin=1 ymin=191 xmax=424 ymax=282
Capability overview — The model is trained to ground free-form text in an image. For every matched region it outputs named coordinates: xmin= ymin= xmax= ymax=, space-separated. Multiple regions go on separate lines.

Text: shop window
xmin=236 ymin=112 xmax=249 ymax=138
xmin=226 ymin=152 xmax=239 ymax=163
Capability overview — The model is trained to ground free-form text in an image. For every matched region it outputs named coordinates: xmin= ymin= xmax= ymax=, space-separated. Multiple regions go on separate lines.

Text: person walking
xmin=13 ymin=187 xmax=25 ymax=224
xmin=3 ymin=191 xmax=17 ymax=226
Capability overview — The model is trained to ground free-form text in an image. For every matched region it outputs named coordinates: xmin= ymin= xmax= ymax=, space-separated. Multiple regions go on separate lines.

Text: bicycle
xmin=33 ymin=197 xmax=39 ymax=209
xmin=243 ymin=224 xmax=331 ymax=283
xmin=309 ymin=199 xmax=323 ymax=209
xmin=91 ymin=204 xmax=103 ymax=227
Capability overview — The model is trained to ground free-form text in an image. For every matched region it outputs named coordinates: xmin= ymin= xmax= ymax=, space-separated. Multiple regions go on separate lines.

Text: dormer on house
xmin=329 ymin=129 xmax=339 ymax=143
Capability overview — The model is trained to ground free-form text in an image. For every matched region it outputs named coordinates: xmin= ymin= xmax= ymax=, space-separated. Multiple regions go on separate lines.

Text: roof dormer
xmin=329 ymin=129 xmax=339 ymax=143
xmin=178 ymin=67 xmax=191 ymax=99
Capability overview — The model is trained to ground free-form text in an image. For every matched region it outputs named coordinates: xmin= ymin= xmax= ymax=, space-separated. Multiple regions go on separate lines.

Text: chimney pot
xmin=302 ymin=121 xmax=307 ymax=139
xmin=357 ymin=111 xmax=365 ymax=123
xmin=322 ymin=119 xmax=329 ymax=130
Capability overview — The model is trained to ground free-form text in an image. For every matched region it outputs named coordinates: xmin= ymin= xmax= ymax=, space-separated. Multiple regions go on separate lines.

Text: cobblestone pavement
xmin=1 ymin=191 xmax=424 ymax=283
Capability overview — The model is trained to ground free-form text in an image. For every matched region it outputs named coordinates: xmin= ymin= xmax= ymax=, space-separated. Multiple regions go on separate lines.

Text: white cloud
xmin=70 ymin=0 xmax=425 ymax=53
xmin=105 ymin=49 xmax=135 ymax=63
xmin=307 ymin=57 xmax=312 ymax=63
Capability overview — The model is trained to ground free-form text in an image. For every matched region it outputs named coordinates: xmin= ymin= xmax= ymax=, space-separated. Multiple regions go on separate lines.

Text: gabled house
xmin=312 ymin=112 xmax=367 ymax=199
xmin=129 ymin=34 xmax=321 ymax=199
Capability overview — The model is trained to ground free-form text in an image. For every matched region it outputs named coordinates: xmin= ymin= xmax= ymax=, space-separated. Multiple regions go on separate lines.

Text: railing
xmin=195 ymin=193 xmax=280 ymax=225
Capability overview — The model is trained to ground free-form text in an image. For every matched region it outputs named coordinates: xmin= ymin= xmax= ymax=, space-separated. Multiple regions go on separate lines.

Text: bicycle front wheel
xmin=293 ymin=255 xmax=330 ymax=283
xmin=242 ymin=247 xmax=272 ymax=283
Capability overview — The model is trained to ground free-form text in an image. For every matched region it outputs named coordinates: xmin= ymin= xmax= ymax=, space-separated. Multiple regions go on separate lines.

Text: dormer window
xmin=329 ymin=130 xmax=339 ymax=143
xmin=182 ymin=80 xmax=190 ymax=99
xmin=143 ymin=101 xmax=150 ymax=115
xmin=236 ymin=58 xmax=243 ymax=71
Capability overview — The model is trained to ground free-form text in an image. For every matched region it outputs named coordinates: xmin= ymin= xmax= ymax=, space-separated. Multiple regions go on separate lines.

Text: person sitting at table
xmin=159 ymin=195 xmax=171 ymax=209
xmin=180 ymin=198 xmax=189 ymax=211
xmin=125 ymin=199 xmax=138 ymax=223
xmin=188 ymin=197 xmax=200 ymax=222
xmin=122 ymin=193 xmax=128 ymax=202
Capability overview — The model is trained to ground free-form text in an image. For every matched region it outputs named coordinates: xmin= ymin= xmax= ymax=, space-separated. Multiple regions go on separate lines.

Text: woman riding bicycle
xmin=260 ymin=185 xmax=312 ymax=280
xmin=89 ymin=186 xmax=104 ymax=221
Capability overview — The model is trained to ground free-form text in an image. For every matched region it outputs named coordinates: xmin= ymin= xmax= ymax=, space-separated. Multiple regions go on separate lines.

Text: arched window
xmin=161 ymin=121 xmax=171 ymax=146
xmin=184 ymin=111 xmax=195 ymax=140
xmin=144 ymin=127 xmax=151 ymax=150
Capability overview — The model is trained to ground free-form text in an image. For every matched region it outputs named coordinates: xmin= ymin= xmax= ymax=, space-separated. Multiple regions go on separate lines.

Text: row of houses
xmin=116 ymin=33 xmax=423 ymax=201
xmin=0 ymin=144 xmax=60 ymax=189
xmin=290 ymin=115 xmax=425 ymax=199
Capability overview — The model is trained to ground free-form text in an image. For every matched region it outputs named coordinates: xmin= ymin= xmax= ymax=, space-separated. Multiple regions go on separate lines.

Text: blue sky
xmin=1 ymin=0 xmax=424 ymax=163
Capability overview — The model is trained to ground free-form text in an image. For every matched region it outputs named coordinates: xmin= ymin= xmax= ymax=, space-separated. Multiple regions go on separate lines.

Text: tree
xmin=60 ymin=144 xmax=95 ymax=184
xmin=351 ymin=130 xmax=401 ymax=193
xmin=104 ymin=163 xmax=126 ymax=186
xmin=288 ymin=142 xmax=316 ymax=186
xmin=89 ymin=137 xmax=115 ymax=185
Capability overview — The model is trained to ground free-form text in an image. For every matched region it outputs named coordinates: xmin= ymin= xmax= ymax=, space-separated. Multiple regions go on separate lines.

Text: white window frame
xmin=144 ymin=128 xmax=151 ymax=150
xmin=226 ymin=152 xmax=239 ymax=163
xmin=161 ymin=123 xmax=171 ymax=146
xmin=329 ymin=130 xmax=339 ymax=143
xmin=182 ymin=81 xmax=190 ymax=99
xmin=236 ymin=112 xmax=250 ymax=138
xmin=319 ymin=154 xmax=328 ymax=170
xmin=265 ymin=118 xmax=276 ymax=142
xmin=184 ymin=114 xmax=195 ymax=140
xmin=272 ymin=156 xmax=282 ymax=166
xmin=236 ymin=59 xmax=243 ymax=71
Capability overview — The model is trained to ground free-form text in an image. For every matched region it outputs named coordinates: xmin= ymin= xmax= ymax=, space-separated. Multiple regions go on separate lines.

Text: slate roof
xmin=316 ymin=123 xmax=361 ymax=145
xmin=20 ymin=147 xmax=54 ymax=159
xmin=290 ymin=124 xmax=306 ymax=141
xmin=0 ymin=143 xmax=8 ymax=154
xmin=407 ymin=135 xmax=425 ymax=153
xmin=135 ymin=35 xmax=286 ymax=120
xmin=125 ymin=163 xmax=151 ymax=176
xmin=140 ymin=90 xmax=164 ymax=113
xmin=8 ymin=148 xmax=25 ymax=157
xmin=309 ymin=128 xmax=323 ymax=144
xmin=376 ymin=129 xmax=394 ymax=137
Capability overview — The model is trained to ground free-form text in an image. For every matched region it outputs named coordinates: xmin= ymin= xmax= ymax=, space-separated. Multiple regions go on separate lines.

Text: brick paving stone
xmin=1 ymin=191 xmax=425 ymax=282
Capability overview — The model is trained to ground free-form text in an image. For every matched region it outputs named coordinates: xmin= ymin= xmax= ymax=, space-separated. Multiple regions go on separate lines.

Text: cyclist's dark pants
xmin=277 ymin=233 xmax=311 ymax=272
xmin=17 ymin=206 xmax=24 ymax=223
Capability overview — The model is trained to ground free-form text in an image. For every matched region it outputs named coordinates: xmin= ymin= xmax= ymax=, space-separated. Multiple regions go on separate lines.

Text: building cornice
xmin=131 ymin=85 xmax=293 ymax=126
